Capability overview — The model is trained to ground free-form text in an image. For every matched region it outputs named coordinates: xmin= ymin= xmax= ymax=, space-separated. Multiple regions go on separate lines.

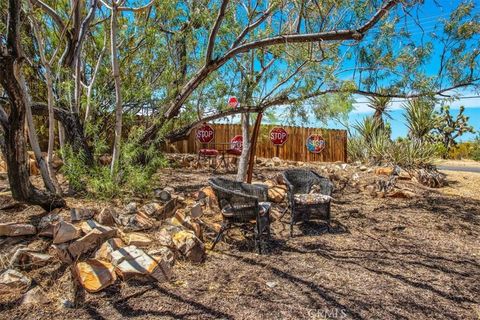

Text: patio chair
xmin=208 ymin=177 xmax=271 ymax=253
xmin=282 ymin=169 xmax=334 ymax=236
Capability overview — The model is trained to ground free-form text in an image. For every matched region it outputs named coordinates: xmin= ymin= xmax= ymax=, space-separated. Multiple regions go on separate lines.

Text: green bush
xmin=60 ymin=126 xmax=167 ymax=199
xmin=348 ymin=116 xmax=437 ymax=168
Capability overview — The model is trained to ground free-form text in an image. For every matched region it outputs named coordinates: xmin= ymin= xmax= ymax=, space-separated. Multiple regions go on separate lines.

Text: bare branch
xmin=206 ymin=0 xmax=229 ymax=64
xmin=231 ymin=5 xmax=275 ymax=49
xmin=30 ymin=0 xmax=66 ymax=31
xmin=357 ymin=0 xmax=400 ymax=33
xmin=118 ymin=0 xmax=154 ymax=12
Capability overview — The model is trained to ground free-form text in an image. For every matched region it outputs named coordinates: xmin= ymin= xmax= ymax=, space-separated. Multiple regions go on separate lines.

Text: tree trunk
xmin=29 ymin=13 xmax=62 ymax=194
xmin=0 ymin=0 xmax=65 ymax=210
xmin=110 ymin=5 xmax=123 ymax=174
xmin=236 ymin=112 xmax=250 ymax=181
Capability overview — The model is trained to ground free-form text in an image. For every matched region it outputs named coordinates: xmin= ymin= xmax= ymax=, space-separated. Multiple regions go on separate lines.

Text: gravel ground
xmin=0 ymin=166 xmax=479 ymax=320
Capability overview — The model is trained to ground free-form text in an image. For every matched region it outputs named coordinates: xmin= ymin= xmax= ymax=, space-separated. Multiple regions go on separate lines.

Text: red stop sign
xmin=230 ymin=135 xmax=243 ymax=152
xmin=196 ymin=124 xmax=215 ymax=143
xmin=270 ymin=127 xmax=288 ymax=145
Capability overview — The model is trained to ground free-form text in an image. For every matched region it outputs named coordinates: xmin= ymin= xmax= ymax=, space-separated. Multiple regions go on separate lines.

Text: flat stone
xmin=123 ymin=212 xmax=155 ymax=232
xmin=0 ymin=269 xmax=31 ymax=294
xmin=125 ymin=202 xmax=138 ymax=214
xmin=148 ymin=246 xmax=176 ymax=268
xmin=121 ymin=232 xmax=152 ymax=248
xmin=140 ymin=202 xmax=164 ymax=216
xmin=50 ymin=243 xmax=73 ymax=264
xmin=79 ymin=219 xmax=114 ymax=234
xmin=75 ymin=259 xmax=116 ymax=293
xmin=53 ymin=221 xmax=82 ymax=244
xmin=0 ymin=223 xmax=36 ymax=237
xmin=170 ymin=211 xmax=202 ymax=239
xmin=268 ymin=186 xmax=286 ymax=203
xmin=9 ymin=248 xmax=52 ymax=269
xmin=111 ymin=246 xmax=171 ymax=282
xmin=95 ymin=238 xmax=125 ymax=261
xmin=95 ymin=207 xmax=118 ymax=226
xmin=21 ymin=286 xmax=49 ymax=305
xmin=68 ymin=227 xmax=117 ymax=259
xmin=154 ymin=189 xmax=172 ymax=202
xmin=38 ymin=212 xmax=63 ymax=237
xmin=190 ymin=203 xmax=203 ymax=218
xmin=70 ymin=208 xmax=95 ymax=222
xmin=172 ymin=230 xmax=205 ymax=264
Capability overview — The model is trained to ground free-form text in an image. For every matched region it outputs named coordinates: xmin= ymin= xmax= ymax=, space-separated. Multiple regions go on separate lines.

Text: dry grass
xmin=0 ymin=165 xmax=479 ymax=319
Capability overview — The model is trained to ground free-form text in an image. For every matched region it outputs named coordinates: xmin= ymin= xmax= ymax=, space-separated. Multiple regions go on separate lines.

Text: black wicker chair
xmin=208 ymin=177 xmax=271 ymax=253
xmin=283 ymin=169 xmax=334 ymax=236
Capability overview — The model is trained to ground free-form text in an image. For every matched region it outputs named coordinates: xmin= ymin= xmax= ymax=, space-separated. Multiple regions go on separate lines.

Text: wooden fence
xmin=165 ymin=123 xmax=347 ymax=163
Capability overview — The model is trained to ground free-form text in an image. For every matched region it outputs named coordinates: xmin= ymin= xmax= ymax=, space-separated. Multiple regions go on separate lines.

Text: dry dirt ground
xmin=0 ymin=165 xmax=479 ymax=320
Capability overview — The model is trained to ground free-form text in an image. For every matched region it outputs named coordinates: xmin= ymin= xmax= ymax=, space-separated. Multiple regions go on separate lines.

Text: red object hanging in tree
xmin=228 ymin=96 xmax=239 ymax=108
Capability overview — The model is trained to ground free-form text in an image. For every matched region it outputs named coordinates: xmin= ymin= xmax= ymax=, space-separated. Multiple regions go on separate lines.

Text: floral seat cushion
xmin=294 ymin=193 xmax=331 ymax=205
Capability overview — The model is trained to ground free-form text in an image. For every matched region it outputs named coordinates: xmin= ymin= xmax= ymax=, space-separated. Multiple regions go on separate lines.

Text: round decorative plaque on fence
xmin=196 ymin=124 xmax=215 ymax=143
xmin=270 ymin=127 xmax=288 ymax=146
xmin=306 ymin=134 xmax=326 ymax=153
xmin=230 ymin=135 xmax=243 ymax=152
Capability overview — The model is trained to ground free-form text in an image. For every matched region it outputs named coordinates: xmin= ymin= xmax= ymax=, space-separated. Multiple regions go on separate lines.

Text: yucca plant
xmin=404 ymin=98 xmax=437 ymax=141
xmin=352 ymin=116 xmax=384 ymax=143
xmin=367 ymin=94 xmax=392 ymax=128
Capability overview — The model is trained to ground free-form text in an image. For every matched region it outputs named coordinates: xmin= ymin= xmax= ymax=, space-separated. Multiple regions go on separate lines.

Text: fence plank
xmin=165 ymin=123 xmax=347 ymax=163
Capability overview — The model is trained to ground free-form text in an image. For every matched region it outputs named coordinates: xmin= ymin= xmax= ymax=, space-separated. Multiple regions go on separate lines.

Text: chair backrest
xmin=283 ymin=169 xmax=333 ymax=196
xmin=208 ymin=177 xmax=265 ymax=221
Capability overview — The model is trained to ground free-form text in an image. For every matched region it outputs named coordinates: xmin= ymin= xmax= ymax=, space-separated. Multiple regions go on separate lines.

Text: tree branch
xmin=206 ymin=0 xmax=229 ymax=64
xmin=231 ymin=5 xmax=275 ymax=49
xmin=357 ymin=0 xmax=400 ymax=33
xmin=118 ymin=0 xmax=154 ymax=12
xmin=30 ymin=0 xmax=66 ymax=31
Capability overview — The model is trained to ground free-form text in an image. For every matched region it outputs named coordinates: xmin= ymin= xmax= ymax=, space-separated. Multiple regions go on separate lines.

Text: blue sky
xmin=274 ymin=1 xmax=480 ymax=140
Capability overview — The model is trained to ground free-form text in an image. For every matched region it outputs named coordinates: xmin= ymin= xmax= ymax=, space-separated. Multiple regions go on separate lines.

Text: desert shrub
xmin=347 ymin=136 xmax=369 ymax=163
xmin=448 ymin=142 xmax=474 ymax=159
xmin=60 ymin=126 xmax=167 ymax=199
xmin=348 ymin=116 xmax=437 ymax=168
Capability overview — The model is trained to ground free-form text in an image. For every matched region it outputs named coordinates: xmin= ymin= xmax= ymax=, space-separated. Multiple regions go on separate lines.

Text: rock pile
xmin=0 ymin=186 xmax=209 ymax=300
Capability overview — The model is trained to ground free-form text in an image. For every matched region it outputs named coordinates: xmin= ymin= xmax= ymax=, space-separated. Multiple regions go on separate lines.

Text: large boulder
xmin=0 ymin=223 xmax=36 ymax=237
xmin=74 ymin=259 xmax=117 ymax=293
